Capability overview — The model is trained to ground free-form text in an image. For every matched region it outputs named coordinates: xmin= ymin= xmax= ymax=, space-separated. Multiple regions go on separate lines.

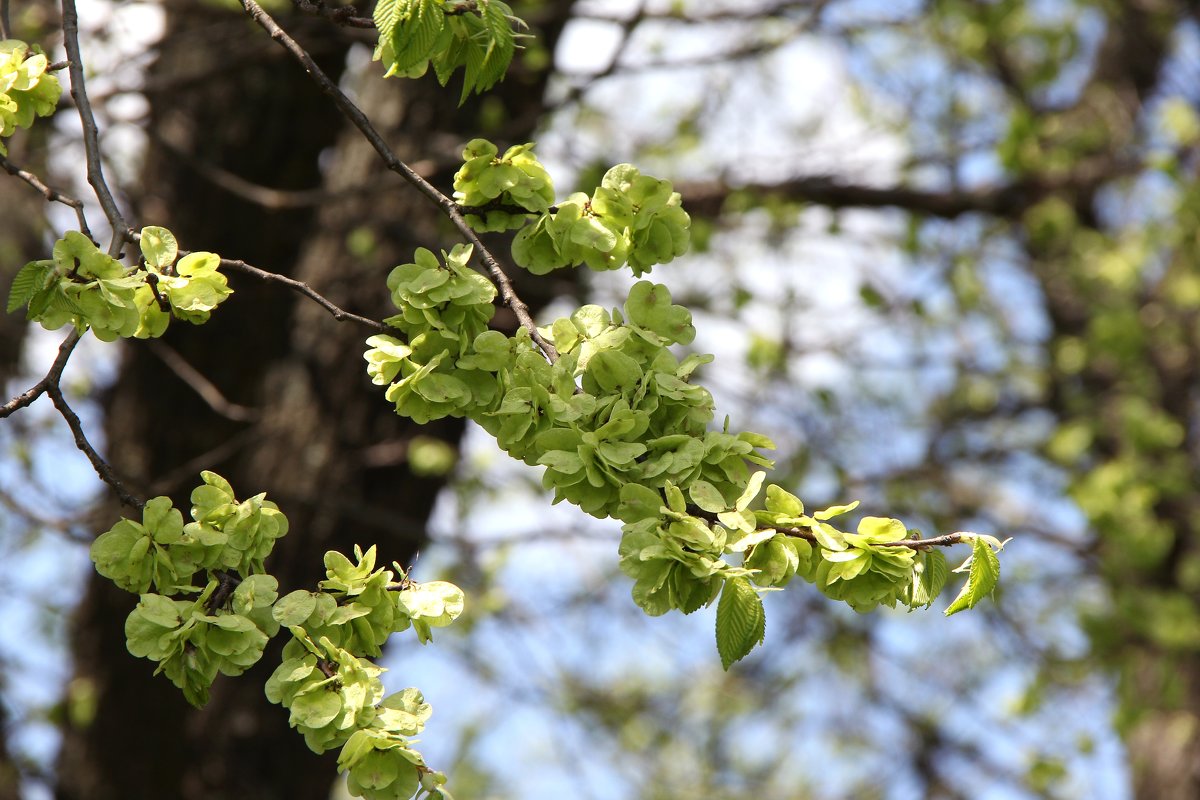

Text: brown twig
xmin=239 ymin=0 xmax=558 ymax=362
xmin=61 ymin=0 xmax=128 ymax=257
xmin=146 ymin=340 xmax=261 ymax=422
xmin=775 ymin=525 xmax=969 ymax=550
xmin=45 ymin=380 xmax=145 ymax=510
xmin=291 ymin=0 xmax=374 ymax=28
xmin=0 ymin=330 xmax=80 ymax=419
xmin=0 ymin=155 xmax=94 ymax=241
xmin=217 ymin=256 xmax=392 ymax=332
xmin=693 ymin=506 xmax=972 ymax=550
xmin=151 ymin=127 xmax=393 ymax=210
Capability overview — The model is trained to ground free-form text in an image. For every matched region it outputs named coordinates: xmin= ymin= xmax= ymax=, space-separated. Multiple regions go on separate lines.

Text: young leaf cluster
xmin=6 ymin=226 xmax=231 ymax=341
xmin=618 ymin=479 xmax=1001 ymax=667
xmin=0 ymin=40 xmax=61 ymax=155
xmin=365 ymin=243 xmax=502 ymax=423
xmin=512 ymin=162 xmax=691 ymax=276
xmin=503 ymin=282 xmax=774 ymax=519
xmin=360 ymin=143 xmax=1007 ymax=669
xmin=453 ymin=138 xmax=554 ymax=232
xmin=372 ymin=0 xmax=521 ymax=103
xmin=93 ymin=480 xmax=464 ymax=797
xmin=91 ymin=472 xmax=287 ymax=705
xmin=267 ymin=545 xmax=463 ymax=799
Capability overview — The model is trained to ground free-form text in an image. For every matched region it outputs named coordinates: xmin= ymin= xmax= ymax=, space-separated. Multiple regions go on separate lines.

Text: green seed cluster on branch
xmin=367 ymin=264 xmax=771 ymax=519
xmin=511 ymin=163 xmax=691 ymax=276
xmin=91 ymin=476 xmax=464 ymax=795
xmin=365 ymin=243 xmax=504 ymax=423
xmin=0 ymin=40 xmax=61 ymax=155
xmin=362 ymin=145 xmax=1009 ymax=669
xmin=453 ymin=138 xmax=554 ymax=232
xmin=6 ymin=226 xmax=231 ymax=341
xmin=91 ymin=472 xmax=287 ymax=705
xmin=485 ymin=282 xmax=774 ymax=518
xmin=267 ymin=545 xmax=463 ymax=799
xmin=372 ymin=0 xmax=520 ymax=103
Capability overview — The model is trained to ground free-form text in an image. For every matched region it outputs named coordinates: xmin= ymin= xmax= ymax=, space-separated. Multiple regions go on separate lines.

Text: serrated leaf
xmin=7 ymin=260 xmax=50 ymax=313
xmin=390 ymin=0 xmax=442 ymax=74
xmin=372 ymin=0 xmax=404 ymax=38
xmin=944 ymin=537 xmax=1001 ymax=616
xmin=715 ymin=576 xmax=765 ymax=670
xmin=911 ymin=549 xmax=948 ymax=609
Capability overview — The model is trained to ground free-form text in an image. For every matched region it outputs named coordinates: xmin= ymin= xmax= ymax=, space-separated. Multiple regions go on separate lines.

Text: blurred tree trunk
xmin=53 ymin=3 xmax=573 ymax=798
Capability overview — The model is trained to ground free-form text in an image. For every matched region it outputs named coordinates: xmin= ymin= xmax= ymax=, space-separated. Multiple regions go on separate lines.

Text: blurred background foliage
xmin=1 ymin=0 xmax=1199 ymax=798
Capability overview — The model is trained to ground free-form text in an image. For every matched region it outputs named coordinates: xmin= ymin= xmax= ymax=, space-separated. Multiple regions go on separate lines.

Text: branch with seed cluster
xmin=240 ymin=0 xmax=558 ymax=362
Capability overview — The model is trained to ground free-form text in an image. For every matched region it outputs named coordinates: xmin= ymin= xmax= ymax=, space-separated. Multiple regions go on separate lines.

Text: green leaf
xmin=372 ymin=0 xmax=402 ymax=37
xmin=274 ymin=591 xmax=319 ymax=627
xmin=715 ymin=576 xmax=765 ymax=670
xmin=854 ymin=516 xmax=907 ymax=543
xmin=290 ymin=688 xmax=343 ymax=729
xmin=688 ymin=480 xmax=726 ymax=513
xmin=944 ymin=537 xmax=1001 ymax=616
xmin=911 ymin=549 xmax=948 ymax=609
xmin=663 ymin=482 xmax=687 ymax=514
xmin=764 ymin=484 xmax=803 ymax=516
xmin=735 ymin=470 xmax=766 ymax=511
xmin=139 ymin=226 xmax=178 ymax=269
xmin=7 ymin=260 xmax=50 ymax=313
xmin=813 ymin=500 xmax=859 ymax=520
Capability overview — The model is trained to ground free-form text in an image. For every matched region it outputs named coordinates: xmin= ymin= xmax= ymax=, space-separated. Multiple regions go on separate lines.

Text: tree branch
xmin=45 ymin=378 xmax=144 ymax=510
xmin=239 ymin=0 xmax=558 ymax=361
xmin=680 ymin=161 xmax=1140 ymax=221
xmin=0 ymin=154 xmax=94 ymax=240
xmin=145 ymin=340 xmax=261 ymax=423
xmin=0 ymin=329 xmax=80 ymax=419
xmin=150 ymin=127 xmax=393 ymax=210
xmin=216 ymin=256 xmax=393 ymax=332
xmin=290 ymin=0 xmax=374 ymax=28
xmin=776 ymin=525 xmax=968 ymax=550
xmin=60 ymin=0 xmax=127 ymax=257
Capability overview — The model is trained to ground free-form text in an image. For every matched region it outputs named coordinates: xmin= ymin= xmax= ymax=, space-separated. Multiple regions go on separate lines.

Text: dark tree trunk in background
xmin=54 ymin=3 xmax=573 ymax=798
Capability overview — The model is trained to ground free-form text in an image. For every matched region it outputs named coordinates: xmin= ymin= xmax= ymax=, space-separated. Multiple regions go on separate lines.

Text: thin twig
xmin=146 ymin=340 xmax=261 ymax=422
xmin=693 ymin=505 xmax=972 ymax=550
xmin=291 ymin=0 xmax=374 ymax=28
xmin=126 ymin=229 xmax=395 ymax=331
xmin=776 ymin=524 xmax=968 ymax=550
xmin=0 ymin=154 xmax=94 ymax=240
xmin=217 ymin=256 xmax=392 ymax=332
xmin=239 ymin=0 xmax=558 ymax=361
xmin=60 ymin=0 xmax=128 ymax=257
xmin=0 ymin=329 xmax=80 ymax=419
xmin=0 ymin=485 xmax=92 ymax=543
xmin=559 ymin=0 xmax=648 ymax=108
xmin=147 ymin=427 xmax=260 ymax=497
xmin=0 ymin=0 xmax=11 ymax=42
xmin=571 ymin=0 xmax=818 ymax=24
xmin=45 ymin=380 xmax=145 ymax=510
xmin=151 ymin=127 xmax=395 ymax=210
